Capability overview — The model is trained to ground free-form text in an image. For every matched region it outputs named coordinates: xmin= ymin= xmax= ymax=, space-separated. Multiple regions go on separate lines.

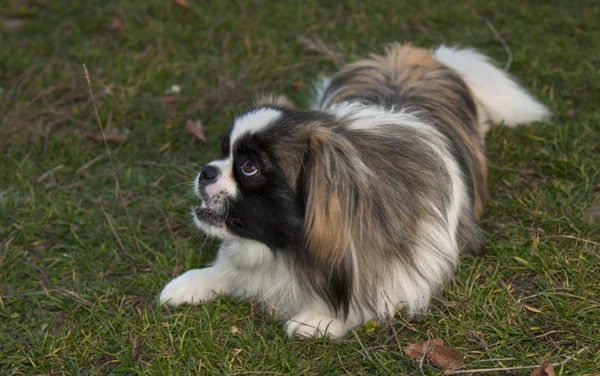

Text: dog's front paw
xmin=285 ymin=311 xmax=349 ymax=339
xmin=159 ymin=268 xmax=223 ymax=307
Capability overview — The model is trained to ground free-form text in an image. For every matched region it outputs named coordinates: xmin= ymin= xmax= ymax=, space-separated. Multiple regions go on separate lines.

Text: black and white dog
xmin=160 ymin=44 xmax=549 ymax=338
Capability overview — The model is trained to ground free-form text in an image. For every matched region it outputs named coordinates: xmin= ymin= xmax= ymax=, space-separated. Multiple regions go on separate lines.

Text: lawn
xmin=1 ymin=0 xmax=599 ymax=374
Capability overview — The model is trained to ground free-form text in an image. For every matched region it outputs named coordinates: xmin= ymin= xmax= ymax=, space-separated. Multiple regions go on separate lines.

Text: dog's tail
xmin=434 ymin=45 xmax=551 ymax=127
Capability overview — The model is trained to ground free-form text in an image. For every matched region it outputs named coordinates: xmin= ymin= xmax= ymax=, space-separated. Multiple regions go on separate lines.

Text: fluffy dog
xmin=160 ymin=44 xmax=549 ymax=338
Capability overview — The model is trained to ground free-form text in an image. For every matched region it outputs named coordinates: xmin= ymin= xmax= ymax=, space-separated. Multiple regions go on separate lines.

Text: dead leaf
xmin=88 ymin=128 xmax=129 ymax=143
xmin=171 ymin=0 xmax=190 ymax=8
xmin=185 ymin=120 xmax=207 ymax=143
xmin=231 ymin=326 xmax=241 ymax=335
xmin=523 ymin=305 xmax=543 ymax=314
xmin=531 ymin=360 xmax=556 ymax=376
xmin=108 ymin=16 xmax=125 ymax=32
xmin=131 ymin=337 xmax=140 ymax=359
xmin=162 ymin=96 xmax=177 ymax=104
xmin=30 ymin=242 xmax=52 ymax=252
xmin=403 ymin=338 xmax=443 ymax=360
xmin=2 ymin=18 xmax=27 ymax=32
xmin=167 ymin=223 xmax=184 ymax=232
xmin=402 ymin=339 xmax=464 ymax=371
xmin=292 ymin=81 xmax=305 ymax=91
xmin=593 ymin=183 xmax=600 ymax=192
xmin=582 ymin=202 xmax=600 ymax=222
xmin=224 ymin=80 xmax=236 ymax=91
xmin=124 ymin=295 xmax=146 ymax=306
xmin=428 ymin=345 xmax=464 ymax=371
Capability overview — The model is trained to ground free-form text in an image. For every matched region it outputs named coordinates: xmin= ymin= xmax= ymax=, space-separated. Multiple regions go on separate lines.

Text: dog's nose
xmin=199 ymin=165 xmax=219 ymax=182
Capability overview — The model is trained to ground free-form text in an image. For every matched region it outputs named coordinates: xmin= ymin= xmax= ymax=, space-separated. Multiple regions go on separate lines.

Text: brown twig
xmin=444 ymin=347 xmax=588 ymax=374
xmin=76 ymin=155 xmax=105 ymax=175
xmin=483 ymin=18 xmax=512 ymax=71
xmin=37 ymin=164 xmax=64 ymax=183
xmin=297 ymin=35 xmax=345 ymax=67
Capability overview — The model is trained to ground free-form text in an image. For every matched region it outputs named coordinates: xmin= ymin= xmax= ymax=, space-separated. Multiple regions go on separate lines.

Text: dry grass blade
xmin=297 ymin=35 xmax=345 ymax=67
xmin=483 ymin=18 xmax=512 ymax=71
xmin=82 ymin=64 xmax=142 ymax=254
xmin=76 ymin=155 xmax=105 ymax=175
xmin=444 ymin=347 xmax=588 ymax=375
xmin=37 ymin=164 xmax=64 ymax=183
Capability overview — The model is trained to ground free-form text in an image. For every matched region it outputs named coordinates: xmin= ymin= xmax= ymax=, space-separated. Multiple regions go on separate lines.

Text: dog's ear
xmin=254 ymin=94 xmax=295 ymax=109
xmin=300 ymin=126 xmax=370 ymax=267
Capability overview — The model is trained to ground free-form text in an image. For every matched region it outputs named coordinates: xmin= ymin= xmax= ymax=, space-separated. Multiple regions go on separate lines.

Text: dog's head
xmin=193 ymin=96 xmax=369 ymax=264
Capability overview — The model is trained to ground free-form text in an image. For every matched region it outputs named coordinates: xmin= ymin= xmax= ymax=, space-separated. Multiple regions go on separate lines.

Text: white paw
xmin=285 ymin=311 xmax=349 ymax=339
xmin=159 ymin=268 xmax=224 ymax=306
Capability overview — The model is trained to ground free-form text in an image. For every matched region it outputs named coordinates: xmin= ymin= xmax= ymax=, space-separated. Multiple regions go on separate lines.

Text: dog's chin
xmin=192 ymin=204 xmax=235 ymax=239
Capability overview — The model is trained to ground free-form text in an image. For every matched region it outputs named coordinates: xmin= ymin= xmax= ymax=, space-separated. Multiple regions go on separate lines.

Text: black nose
xmin=199 ymin=165 xmax=219 ymax=182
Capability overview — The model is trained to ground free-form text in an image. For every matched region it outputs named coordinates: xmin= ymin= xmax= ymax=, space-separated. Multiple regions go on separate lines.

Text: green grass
xmin=1 ymin=0 xmax=599 ymax=374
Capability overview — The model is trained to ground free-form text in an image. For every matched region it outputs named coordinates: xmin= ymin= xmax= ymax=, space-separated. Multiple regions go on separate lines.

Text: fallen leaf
xmin=88 ymin=128 xmax=129 ymax=143
xmin=403 ymin=339 xmax=464 ymax=371
xmin=163 ymin=96 xmax=177 ymax=104
xmin=523 ymin=305 xmax=543 ymax=314
xmin=124 ymin=295 xmax=146 ymax=306
xmin=30 ymin=243 xmax=52 ymax=252
xmin=167 ymin=223 xmax=185 ymax=232
xmin=108 ymin=16 xmax=125 ymax=32
xmin=403 ymin=338 xmax=443 ymax=360
xmin=582 ymin=202 xmax=600 ymax=222
xmin=131 ymin=337 xmax=140 ymax=359
xmin=231 ymin=326 xmax=241 ymax=335
xmin=292 ymin=81 xmax=305 ymax=91
xmin=2 ymin=18 xmax=27 ymax=32
xmin=185 ymin=120 xmax=207 ymax=143
xmin=428 ymin=345 xmax=464 ymax=371
xmin=171 ymin=0 xmax=190 ymax=8
xmin=531 ymin=360 xmax=556 ymax=376
xmin=224 ymin=80 xmax=236 ymax=91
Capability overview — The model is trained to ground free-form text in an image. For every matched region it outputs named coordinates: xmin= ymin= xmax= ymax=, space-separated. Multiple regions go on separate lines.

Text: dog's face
xmin=193 ymin=105 xmax=325 ymax=250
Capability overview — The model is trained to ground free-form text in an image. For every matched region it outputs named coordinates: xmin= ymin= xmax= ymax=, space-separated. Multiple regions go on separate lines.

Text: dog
xmin=159 ymin=44 xmax=550 ymax=338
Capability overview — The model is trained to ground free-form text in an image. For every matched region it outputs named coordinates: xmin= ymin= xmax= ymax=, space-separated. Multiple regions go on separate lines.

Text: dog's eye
xmin=241 ymin=159 xmax=258 ymax=177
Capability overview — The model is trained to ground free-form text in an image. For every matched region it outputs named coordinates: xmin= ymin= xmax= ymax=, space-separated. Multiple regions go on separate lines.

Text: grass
xmin=1 ymin=0 xmax=599 ymax=374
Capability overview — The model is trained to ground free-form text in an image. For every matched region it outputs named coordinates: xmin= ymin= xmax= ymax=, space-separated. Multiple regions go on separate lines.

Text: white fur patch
xmin=191 ymin=207 xmax=234 ymax=239
xmin=434 ymin=45 xmax=551 ymax=127
xmin=230 ymin=108 xmax=282 ymax=146
xmin=309 ymin=76 xmax=333 ymax=110
xmin=198 ymin=157 xmax=238 ymax=199
xmin=329 ymin=102 xmax=436 ymax=135
xmin=159 ymin=267 xmax=226 ymax=306
xmin=285 ymin=311 xmax=349 ymax=339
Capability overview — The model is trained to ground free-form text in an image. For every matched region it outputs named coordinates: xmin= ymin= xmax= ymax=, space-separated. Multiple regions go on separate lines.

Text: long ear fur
xmin=301 ymin=126 xmax=370 ymax=267
xmin=254 ymin=93 xmax=296 ymax=109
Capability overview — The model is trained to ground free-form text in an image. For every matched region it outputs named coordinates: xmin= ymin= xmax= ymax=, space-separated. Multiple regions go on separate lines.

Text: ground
xmin=1 ymin=0 xmax=599 ymax=374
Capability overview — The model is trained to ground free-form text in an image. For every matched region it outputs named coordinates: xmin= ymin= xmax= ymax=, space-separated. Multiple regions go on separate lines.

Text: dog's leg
xmin=159 ymin=264 xmax=230 ymax=306
xmin=285 ymin=310 xmax=351 ymax=339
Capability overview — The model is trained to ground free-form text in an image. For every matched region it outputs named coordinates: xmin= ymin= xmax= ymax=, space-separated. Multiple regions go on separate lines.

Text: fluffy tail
xmin=434 ymin=45 xmax=551 ymax=127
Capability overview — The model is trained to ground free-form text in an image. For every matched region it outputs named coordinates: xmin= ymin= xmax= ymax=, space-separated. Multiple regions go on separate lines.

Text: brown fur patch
xmin=303 ymin=126 xmax=369 ymax=266
xmin=324 ymin=43 xmax=488 ymax=223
